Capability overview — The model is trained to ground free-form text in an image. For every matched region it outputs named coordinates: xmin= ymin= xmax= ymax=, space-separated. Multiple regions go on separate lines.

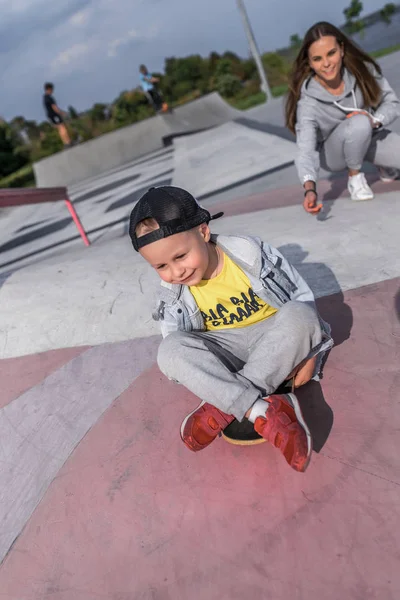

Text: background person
xmin=43 ymin=82 xmax=72 ymax=149
xmin=139 ymin=65 xmax=168 ymax=113
xmin=285 ymin=21 xmax=400 ymax=212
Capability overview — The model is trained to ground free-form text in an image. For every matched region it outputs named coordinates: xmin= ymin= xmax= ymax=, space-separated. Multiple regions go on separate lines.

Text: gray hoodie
xmin=295 ymin=67 xmax=400 ymax=184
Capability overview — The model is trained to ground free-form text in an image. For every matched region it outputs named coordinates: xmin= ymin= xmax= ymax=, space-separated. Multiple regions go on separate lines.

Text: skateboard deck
xmin=221 ymin=380 xmax=294 ymax=446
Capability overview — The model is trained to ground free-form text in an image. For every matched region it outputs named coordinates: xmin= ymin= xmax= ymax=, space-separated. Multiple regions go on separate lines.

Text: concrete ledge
xmin=33 ymin=116 xmax=170 ymax=188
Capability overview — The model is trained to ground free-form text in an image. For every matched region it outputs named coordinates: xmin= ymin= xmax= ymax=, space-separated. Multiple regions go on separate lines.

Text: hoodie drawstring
xmin=333 ymin=89 xmax=358 ymax=114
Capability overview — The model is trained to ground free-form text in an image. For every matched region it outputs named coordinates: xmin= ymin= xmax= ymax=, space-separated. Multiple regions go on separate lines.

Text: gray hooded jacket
xmin=153 ymin=234 xmax=333 ymax=380
xmin=295 ymin=67 xmax=400 ymax=183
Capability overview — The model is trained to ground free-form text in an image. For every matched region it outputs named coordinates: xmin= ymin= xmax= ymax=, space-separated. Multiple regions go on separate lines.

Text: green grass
xmin=227 ymin=91 xmax=266 ymax=110
xmin=271 ymin=84 xmax=289 ymax=98
xmin=371 ymin=43 xmax=400 ymax=59
xmin=0 ymin=164 xmax=35 ymax=189
xmin=227 ymin=83 xmax=289 ymax=110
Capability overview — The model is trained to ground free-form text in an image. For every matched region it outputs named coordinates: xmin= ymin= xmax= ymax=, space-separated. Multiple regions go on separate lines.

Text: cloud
xmin=0 ymin=0 xmax=94 ymax=53
xmin=107 ymin=26 xmax=159 ymax=58
xmin=69 ymin=7 xmax=91 ymax=26
xmin=51 ymin=43 xmax=92 ymax=69
xmin=0 ymin=0 xmax=37 ymax=14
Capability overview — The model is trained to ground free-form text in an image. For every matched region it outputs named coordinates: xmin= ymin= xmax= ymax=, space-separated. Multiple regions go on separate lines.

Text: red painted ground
xmin=0 ymin=345 xmax=90 ymax=409
xmin=0 ymin=278 xmax=399 ymax=599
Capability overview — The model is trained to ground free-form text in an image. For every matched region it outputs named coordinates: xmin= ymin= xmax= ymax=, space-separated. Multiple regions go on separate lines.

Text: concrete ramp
xmin=161 ymin=91 xmax=240 ymax=136
xmin=33 ymin=115 xmax=170 ymax=188
xmin=33 ymin=93 xmax=243 ymax=188
xmin=172 ymin=121 xmax=297 ymax=198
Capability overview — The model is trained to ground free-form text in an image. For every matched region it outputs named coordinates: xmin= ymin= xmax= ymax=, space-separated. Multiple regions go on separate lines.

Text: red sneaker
xmin=254 ymin=393 xmax=312 ymax=472
xmin=181 ymin=401 xmax=235 ymax=452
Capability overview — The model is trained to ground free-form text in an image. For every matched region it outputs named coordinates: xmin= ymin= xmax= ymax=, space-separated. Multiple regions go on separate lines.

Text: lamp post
xmin=236 ymin=0 xmax=272 ymax=101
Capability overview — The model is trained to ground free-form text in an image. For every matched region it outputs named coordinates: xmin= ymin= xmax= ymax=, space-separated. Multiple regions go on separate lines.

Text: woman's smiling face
xmin=308 ymin=35 xmax=344 ymax=85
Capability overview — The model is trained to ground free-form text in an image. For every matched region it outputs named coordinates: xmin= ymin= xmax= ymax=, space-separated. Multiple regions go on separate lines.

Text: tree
xmin=33 ymin=127 xmax=63 ymax=159
xmin=241 ymin=58 xmax=257 ymax=81
xmin=208 ymin=51 xmax=221 ymax=75
xmin=215 ymin=58 xmax=234 ymax=77
xmin=24 ymin=120 xmax=41 ymax=142
xmin=163 ymin=54 xmax=209 ymax=101
xmin=222 ymin=51 xmax=241 ymax=63
xmin=290 ymin=34 xmax=301 ymax=47
xmin=343 ymin=0 xmax=363 ymax=21
xmin=380 ymin=3 xmax=396 ymax=24
xmin=112 ymin=90 xmax=152 ymax=124
xmin=165 ymin=55 xmax=205 ymax=85
xmin=89 ymin=103 xmax=108 ymax=122
xmin=0 ymin=123 xmax=29 ymax=178
xmin=68 ymin=106 xmax=79 ymax=119
xmin=343 ymin=0 xmax=364 ymax=33
xmin=215 ymin=74 xmax=242 ymax=97
xmin=261 ymin=52 xmax=291 ymax=88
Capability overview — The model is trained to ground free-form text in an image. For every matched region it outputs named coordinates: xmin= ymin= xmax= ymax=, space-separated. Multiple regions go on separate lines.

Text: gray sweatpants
xmin=320 ymin=113 xmax=400 ymax=172
xmin=157 ymin=301 xmax=322 ymax=421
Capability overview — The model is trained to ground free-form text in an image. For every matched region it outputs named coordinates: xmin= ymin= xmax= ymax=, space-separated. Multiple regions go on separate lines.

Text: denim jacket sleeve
xmin=153 ymin=299 xmax=180 ymax=338
xmin=152 ymin=284 xmax=204 ymax=339
xmin=261 ymin=241 xmax=316 ymax=305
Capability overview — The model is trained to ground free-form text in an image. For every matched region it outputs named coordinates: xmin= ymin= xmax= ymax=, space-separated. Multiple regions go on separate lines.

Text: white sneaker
xmin=379 ymin=167 xmax=399 ymax=183
xmin=347 ymin=173 xmax=374 ymax=201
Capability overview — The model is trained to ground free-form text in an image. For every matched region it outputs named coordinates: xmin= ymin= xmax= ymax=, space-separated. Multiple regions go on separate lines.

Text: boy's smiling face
xmin=139 ymin=224 xmax=215 ymax=286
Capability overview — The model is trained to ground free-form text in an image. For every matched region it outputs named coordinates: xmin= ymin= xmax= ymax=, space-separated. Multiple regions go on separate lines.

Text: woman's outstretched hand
xmin=346 ymin=110 xmax=381 ymax=129
xmin=303 ymin=190 xmax=323 ymax=214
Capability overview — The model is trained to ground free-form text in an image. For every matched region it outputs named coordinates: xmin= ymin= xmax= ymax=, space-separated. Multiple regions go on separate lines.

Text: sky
xmin=0 ymin=0 xmax=388 ymax=122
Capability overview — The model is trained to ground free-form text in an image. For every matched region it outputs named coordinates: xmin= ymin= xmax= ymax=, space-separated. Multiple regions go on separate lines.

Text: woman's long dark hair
xmin=285 ymin=21 xmax=382 ymax=134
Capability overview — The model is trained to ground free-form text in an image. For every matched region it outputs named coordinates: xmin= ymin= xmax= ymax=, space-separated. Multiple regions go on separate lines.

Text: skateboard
xmin=221 ymin=380 xmax=294 ymax=446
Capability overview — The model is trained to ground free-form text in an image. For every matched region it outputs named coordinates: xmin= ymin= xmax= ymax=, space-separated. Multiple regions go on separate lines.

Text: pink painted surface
xmin=65 ymin=198 xmax=90 ymax=246
xmin=0 ymin=279 xmax=399 ymax=599
xmin=0 ymin=187 xmax=67 ymax=207
xmin=0 ymin=345 xmax=90 ymax=408
xmin=212 ymin=175 xmax=400 ymax=217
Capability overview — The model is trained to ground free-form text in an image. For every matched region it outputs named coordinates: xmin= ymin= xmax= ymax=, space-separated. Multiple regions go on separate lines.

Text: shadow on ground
xmin=395 ymin=287 xmax=400 ymax=321
xmin=296 ymin=381 xmax=333 ymax=453
xmin=317 ymin=167 xmax=380 ymax=222
xmin=0 ymin=217 xmax=73 ymax=255
xmin=278 ymin=243 xmax=353 ymax=346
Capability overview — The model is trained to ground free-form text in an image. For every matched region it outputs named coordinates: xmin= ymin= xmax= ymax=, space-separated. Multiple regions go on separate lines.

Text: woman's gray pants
xmin=320 ymin=113 xmax=400 ymax=172
xmin=157 ymin=301 xmax=323 ymax=421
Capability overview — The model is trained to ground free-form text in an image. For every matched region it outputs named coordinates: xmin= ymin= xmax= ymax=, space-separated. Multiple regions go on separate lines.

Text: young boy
xmin=129 ymin=186 xmax=333 ymax=472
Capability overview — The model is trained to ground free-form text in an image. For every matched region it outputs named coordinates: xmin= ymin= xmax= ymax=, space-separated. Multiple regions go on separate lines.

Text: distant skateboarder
xmin=43 ymin=83 xmax=72 ymax=149
xmin=139 ymin=65 xmax=169 ymax=113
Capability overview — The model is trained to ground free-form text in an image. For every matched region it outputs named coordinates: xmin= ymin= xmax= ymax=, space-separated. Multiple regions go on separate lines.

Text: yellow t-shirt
xmin=189 ymin=251 xmax=277 ymax=331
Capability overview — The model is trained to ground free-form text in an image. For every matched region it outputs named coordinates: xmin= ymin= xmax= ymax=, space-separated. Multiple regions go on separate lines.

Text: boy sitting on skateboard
xmin=129 ymin=186 xmax=333 ymax=472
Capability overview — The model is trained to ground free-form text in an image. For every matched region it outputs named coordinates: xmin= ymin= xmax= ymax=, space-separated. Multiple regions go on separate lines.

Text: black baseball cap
xmin=129 ymin=186 xmax=223 ymax=251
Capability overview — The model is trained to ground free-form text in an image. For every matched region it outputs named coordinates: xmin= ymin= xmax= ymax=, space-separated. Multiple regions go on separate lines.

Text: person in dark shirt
xmin=43 ymin=82 xmax=72 ymax=148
